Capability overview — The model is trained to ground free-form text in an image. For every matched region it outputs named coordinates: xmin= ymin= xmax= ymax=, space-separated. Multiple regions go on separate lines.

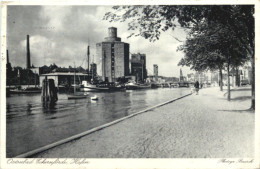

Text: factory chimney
xmin=26 ymin=35 xmax=31 ymax=69
xmin=6 ymin=50 xmax=9 ymax=64
xmin=6 ymin=49 xmax=12 ymax=70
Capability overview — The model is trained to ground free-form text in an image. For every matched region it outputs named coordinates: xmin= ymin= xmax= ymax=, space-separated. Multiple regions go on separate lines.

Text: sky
xmin=6 ymin=5 xmax=193 ymax=77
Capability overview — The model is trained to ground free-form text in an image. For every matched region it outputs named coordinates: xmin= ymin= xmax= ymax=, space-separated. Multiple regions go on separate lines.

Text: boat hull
xmin=125 ymin=85 xmax=151 ymax=90
xmin=81 ymin=86 xmax=110 ymax=92
xmin=67 ymin=95 xmax=87 ymax=99
xmin=9 ymin=89 xmax=41 ymax=94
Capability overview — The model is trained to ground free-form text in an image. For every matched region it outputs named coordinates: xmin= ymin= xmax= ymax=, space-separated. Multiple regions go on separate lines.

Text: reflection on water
xmin=6 ymin=88 xmax=190 ymax=157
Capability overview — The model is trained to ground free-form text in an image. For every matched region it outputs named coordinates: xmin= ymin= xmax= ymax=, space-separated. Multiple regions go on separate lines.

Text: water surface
xmin=6 ymin=88 xmax=190 ymax=157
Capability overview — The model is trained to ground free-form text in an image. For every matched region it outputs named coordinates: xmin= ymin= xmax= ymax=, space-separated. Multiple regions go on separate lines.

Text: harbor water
xmin=6 ymin=88 xmax=190 ymax=157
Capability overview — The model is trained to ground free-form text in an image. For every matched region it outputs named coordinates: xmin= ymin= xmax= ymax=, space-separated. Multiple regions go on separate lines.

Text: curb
xmin=15 ymin=93 xmax=192 ymax=158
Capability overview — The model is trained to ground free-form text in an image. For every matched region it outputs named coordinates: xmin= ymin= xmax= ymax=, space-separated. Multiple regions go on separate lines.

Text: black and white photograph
xmin=1 ymin=1 xmax=259 ymax=168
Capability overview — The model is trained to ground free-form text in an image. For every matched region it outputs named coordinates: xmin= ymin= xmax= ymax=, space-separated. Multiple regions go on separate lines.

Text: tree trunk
xmin=236 ymin=67 xmax=240 ymax=87
xmin=219 ymin=68 xmax=223 ymax=91
xmin=250 ymin=52 xmax=255 ymax=110
xmin=227 ymin=63 xmax=231 ymax=101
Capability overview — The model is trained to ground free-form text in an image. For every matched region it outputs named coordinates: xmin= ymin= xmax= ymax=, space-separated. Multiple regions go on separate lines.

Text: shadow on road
xmin=230 ymin=88 xmax=251 ymax=92
xmin=218 ymin=109 xmax=254 ymax=113
xmin=231 ymin=96 xmax=251 ymax=101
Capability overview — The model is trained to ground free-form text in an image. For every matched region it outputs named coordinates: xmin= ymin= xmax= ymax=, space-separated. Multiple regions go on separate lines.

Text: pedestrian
xmin=194 ymin=81 xmax=199 ymax=95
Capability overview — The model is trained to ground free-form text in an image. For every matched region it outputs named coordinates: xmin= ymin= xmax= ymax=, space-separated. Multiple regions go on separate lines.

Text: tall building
xmin=96 ymin=27 xmax=129 ymax=82
xmin=153 ymin=64 xmax=158 ymax=81
xmin=180 ymin=68 xmax=184 ymax=81
xmin=130 ymin=53 xmax=147 ymax=83
xmin=90 ymin=63 xmax=97 ymax=78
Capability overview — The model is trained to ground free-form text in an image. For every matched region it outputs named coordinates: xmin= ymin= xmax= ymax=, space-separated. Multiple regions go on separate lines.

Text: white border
xmin=1 ymin=0 xmax=259 ymax=169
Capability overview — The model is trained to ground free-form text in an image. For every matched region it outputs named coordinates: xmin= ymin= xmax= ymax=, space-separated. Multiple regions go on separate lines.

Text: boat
xmin=81 ymin=81 xmax=125 ymax=92
xmin=67 ymin=63 xmax=87 ymax=99
xmin=91 ymin=95 xmax=98 ymax=100
xmin=9 ymin=87 xmax=42 ymax=94
xmin=125 ymin=81 xmax=151 ymax=90
xmin=68 ymin=94 xmax=87 ymax=100
xmin=81 ymin=81 xmax=110 ymax=92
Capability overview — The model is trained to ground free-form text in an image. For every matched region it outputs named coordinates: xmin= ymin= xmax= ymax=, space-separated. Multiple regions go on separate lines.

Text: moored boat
xmin=67 ymin=63 xmax=88 ymax=100
xmin=91 ymin=95 xmax=99 ymax=100
xmin=68 ymin=94 xmax=87 ymax=100
xmin=125 ymin=81 xmax=151 ymax=90
xmin=81 ymin=81 xmax=110 ymax=92
xmin=81 ymin=81 xmax=125 ymax=92
xmin=9 ymin=87 xmax=42 ymax=94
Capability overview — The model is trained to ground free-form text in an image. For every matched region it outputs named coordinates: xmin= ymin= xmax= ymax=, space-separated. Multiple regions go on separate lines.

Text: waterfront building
xmin=96 ymin=27 xmax=130 ymax=82
xmin=130 ymin=53 xmax=147 ymax=83
xmin=153 ymin=64 xmax=158 ymax=81
xmin=187 ymin=73 xmax=195 ymax=82
xmin=194 ymin=72 xmax=206 ymax=84
xmin=240 ymin=63 xmax=252 ymax=85
xmin=210 ymin=71 xmax=219 ymax=86
xmin=90 ymin=63 xmax=97 ymax=78
xmin=39 ymin=72 xmax=87 ymax=88
xmin=179 ymin=68 xmax=184 ymax=82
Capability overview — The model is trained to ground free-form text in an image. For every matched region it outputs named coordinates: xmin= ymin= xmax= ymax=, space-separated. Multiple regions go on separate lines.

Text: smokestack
xmin=6 ymin=50 xmax=9 ymax=64
xmin=26 ymin=35 xmax=31 ymax=69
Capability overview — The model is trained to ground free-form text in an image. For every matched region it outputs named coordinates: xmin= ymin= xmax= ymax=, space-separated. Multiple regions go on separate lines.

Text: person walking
xmin=194 ymin=81 xmax=200 ymax=95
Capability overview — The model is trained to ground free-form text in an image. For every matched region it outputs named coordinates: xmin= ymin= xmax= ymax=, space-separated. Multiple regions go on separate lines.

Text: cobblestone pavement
xmin=34 ymin=87 xmax=254 ymax=158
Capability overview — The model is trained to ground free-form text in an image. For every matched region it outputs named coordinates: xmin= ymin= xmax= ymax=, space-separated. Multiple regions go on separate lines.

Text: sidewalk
xmin=33 ymin=87 xmax=254 ymax=158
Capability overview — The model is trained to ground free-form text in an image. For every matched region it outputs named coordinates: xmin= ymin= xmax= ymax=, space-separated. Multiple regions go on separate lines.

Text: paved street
xmin=33 ymin=86 xmax=254 ymax=158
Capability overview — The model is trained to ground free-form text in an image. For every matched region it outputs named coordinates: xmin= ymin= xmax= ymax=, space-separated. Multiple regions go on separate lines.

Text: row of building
xmin=186 ymin=66 xmax=252 ymax=86
xmin=6 ymin=27 xmax=162 ymax=87
xmin=7 ymin=27 xmax=251 ymax=88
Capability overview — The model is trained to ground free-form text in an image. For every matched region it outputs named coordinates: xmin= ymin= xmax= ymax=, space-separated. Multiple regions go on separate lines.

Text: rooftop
xmin=40 ymin=72 xmax=88 ymax=76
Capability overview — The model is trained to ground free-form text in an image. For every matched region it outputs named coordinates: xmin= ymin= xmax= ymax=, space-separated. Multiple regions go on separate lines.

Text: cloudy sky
xmin=7 ymin=5 xmax=193 ymax=77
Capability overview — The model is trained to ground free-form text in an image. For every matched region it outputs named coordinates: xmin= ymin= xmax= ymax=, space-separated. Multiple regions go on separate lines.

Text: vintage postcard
xmin=1 ymin=0 xmax=259 ymax=168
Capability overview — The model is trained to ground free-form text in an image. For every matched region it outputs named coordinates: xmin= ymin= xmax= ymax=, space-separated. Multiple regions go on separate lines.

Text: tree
xmin=104 ymin=5 xmax=254 ymax=109
xmin=178 ymin=21 xmax=248 ymax=97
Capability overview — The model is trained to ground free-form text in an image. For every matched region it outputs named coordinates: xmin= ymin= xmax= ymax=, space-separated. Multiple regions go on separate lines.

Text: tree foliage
xmin=104 ymin=5 xmax=254 ymax=55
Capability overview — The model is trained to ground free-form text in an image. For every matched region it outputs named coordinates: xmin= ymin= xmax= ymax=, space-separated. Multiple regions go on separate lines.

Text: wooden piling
xmin=41 ymin=76 xmax=58 ymax=103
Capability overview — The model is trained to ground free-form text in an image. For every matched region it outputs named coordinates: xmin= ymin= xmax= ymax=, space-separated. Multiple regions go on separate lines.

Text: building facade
xmin=96 ymin=27 xmax=130 ymax=82
xmin=187 ymin=73 xmax=195 ymax=82
xmin=130 ymin=53 xmax=147 ymax=83
xmin=153 ymin=64 xmax=158 ymax=81
xmin=90 ymin=63 xmax=97 ymax=78
xmin=179 ymin=68 xmax=184 ymax=82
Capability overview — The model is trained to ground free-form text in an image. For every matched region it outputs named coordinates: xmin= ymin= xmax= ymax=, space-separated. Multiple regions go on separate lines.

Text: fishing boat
xmin=125 ymin=81 xmax=151 ymax=90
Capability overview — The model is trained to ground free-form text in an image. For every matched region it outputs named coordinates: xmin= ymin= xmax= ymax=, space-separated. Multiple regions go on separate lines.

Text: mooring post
xmin=42 ymin=77 xmax=58 ymax=105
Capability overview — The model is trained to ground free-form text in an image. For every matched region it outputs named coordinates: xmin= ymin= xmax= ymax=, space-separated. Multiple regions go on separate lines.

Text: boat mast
xmin=103 ymin=50 xmax=106 ymax=82
xmin=87 ymin=45 xmax=90 ymax=77
xmin=34 ymin=71 xmax=37 ymax=87
xmin=92 ymin=55 xmax=94 ymax=81
xmin=74 ymin=62 xmax=76 ymax=94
